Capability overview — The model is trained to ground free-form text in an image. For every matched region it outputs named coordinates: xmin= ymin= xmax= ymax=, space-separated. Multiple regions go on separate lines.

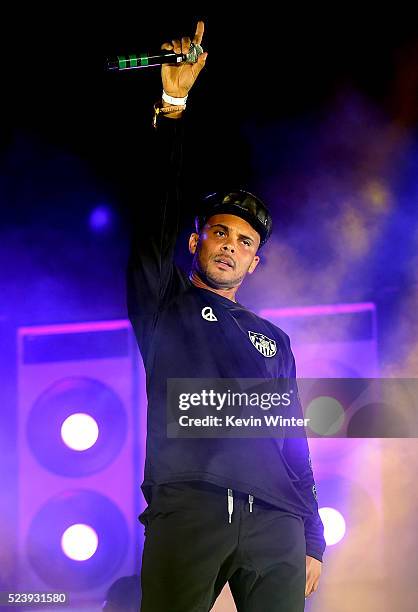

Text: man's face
xmin=188 ymin=213 xmax=261 ymax=289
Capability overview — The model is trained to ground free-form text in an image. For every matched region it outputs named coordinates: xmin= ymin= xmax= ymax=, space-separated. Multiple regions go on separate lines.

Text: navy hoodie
xmin=127 ymin=116 xmax=325 ymax=562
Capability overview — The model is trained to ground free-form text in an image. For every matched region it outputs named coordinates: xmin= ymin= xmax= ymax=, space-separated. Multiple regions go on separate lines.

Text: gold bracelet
xmin=153 ymin=101 xmax=186 ymax=128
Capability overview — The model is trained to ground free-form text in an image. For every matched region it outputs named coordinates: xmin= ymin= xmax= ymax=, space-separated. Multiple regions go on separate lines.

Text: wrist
xmin=162 ymin=90 xmax=188 ymax=106
xmin=161 ymin=100 xmax=184 ymax=119
xmin=161 ymin=91 xmax=187 ymax=120
xmin=162 ymin=100 xmax=182 ymax=110
xmin=153 ymin=100 xmax=185 ymax=128
xmin=163 ymin=110 xmax=183 ymax=119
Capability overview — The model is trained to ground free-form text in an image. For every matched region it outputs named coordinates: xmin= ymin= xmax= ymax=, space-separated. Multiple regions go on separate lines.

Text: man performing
xmin=127 ymin=20 xmax=325 ymax=612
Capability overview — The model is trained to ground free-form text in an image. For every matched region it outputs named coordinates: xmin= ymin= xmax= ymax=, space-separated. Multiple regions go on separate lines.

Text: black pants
xmin=139 ymin=481 xmax=306 ymax=612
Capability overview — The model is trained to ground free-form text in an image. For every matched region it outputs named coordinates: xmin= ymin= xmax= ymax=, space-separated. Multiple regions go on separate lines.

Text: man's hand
xmin=305 ymin=555 xmax=322 ymax=597
xmin=161 ymin=21 xmax=208 ymax=99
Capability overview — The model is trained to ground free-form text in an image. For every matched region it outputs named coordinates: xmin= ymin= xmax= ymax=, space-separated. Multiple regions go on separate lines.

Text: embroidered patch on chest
xmin=248 ymin=331 xmax=277 ymax=358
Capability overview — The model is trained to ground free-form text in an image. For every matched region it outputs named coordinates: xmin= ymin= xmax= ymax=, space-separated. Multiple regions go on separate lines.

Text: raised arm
xmin=126 ymin=22 xmax=207 ymax=356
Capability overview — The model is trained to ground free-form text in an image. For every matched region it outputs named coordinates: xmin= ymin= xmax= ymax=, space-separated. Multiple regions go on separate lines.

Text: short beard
xmin=192 ymin=254 xmax=245 ymax=289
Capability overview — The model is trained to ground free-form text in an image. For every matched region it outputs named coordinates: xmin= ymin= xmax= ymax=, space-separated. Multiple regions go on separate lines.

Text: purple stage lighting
xmin=27 ymin=490 xmax=129 ymax=590
xmin=305 ymin=395 xmax=345 ymax=436
xmin=61 ymin=413 xmax=99 ymax=451
xmin=319 ymin=507 xmax=346 ymax=545
xmin=27 ymin=376 xmax=127 ymax=477
xmin=61 ymin=524 xmax=99 ymax=561
xmin=89 ymin=205 xmax=113 ymax=231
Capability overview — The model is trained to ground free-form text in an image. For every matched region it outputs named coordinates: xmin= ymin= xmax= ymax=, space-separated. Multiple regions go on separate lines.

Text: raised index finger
xmin=192 ymin=20 xmax=205 ymax=45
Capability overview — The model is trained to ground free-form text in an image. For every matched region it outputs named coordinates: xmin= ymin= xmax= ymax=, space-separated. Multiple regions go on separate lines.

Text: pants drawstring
xmin=248 ymin=494 xmax=254 ymax=512
xmin=227 ymin=490 xmax=255 ymax=522
xmin=227 ymin=488 xmax=234 ymax=523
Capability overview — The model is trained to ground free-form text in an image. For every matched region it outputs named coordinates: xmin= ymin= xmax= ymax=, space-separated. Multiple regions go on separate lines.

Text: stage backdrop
xmin=16 ymin=320 xmax=146 ymax=610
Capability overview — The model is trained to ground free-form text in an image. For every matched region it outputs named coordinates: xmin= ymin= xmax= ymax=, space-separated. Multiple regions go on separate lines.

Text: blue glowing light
xmin=89 ymin=206 xmax=113 ymax=231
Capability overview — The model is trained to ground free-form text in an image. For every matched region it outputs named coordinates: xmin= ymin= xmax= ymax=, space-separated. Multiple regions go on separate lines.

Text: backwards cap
xmin=195 ymin=190 xmax=273 ymax=247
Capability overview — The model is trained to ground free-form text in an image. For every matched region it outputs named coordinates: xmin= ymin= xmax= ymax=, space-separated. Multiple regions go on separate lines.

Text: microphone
xmin=106 ymin=43 xmax=204 ymax=71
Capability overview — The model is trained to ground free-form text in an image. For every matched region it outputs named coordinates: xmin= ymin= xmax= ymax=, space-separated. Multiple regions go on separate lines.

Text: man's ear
xmin=189 ymin=232 xmax=200 ymax=255
xmin=248 ymin=254 xmax=260 ymax=274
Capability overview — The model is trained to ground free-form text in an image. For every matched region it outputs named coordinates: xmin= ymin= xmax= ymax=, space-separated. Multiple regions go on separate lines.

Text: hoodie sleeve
xmin=282 ymin=341 xmax=326 ymax=562
xmin=126 ymin=116 xmax=188 ymax=361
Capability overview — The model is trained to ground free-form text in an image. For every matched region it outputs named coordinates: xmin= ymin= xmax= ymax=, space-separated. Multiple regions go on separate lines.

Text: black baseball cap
xmin=195 ymin=190 xmax=273 ymax=247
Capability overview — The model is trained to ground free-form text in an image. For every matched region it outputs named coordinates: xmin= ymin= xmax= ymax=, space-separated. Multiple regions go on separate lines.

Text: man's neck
xmin=189 ymin=271 xmax=238 ymax=302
